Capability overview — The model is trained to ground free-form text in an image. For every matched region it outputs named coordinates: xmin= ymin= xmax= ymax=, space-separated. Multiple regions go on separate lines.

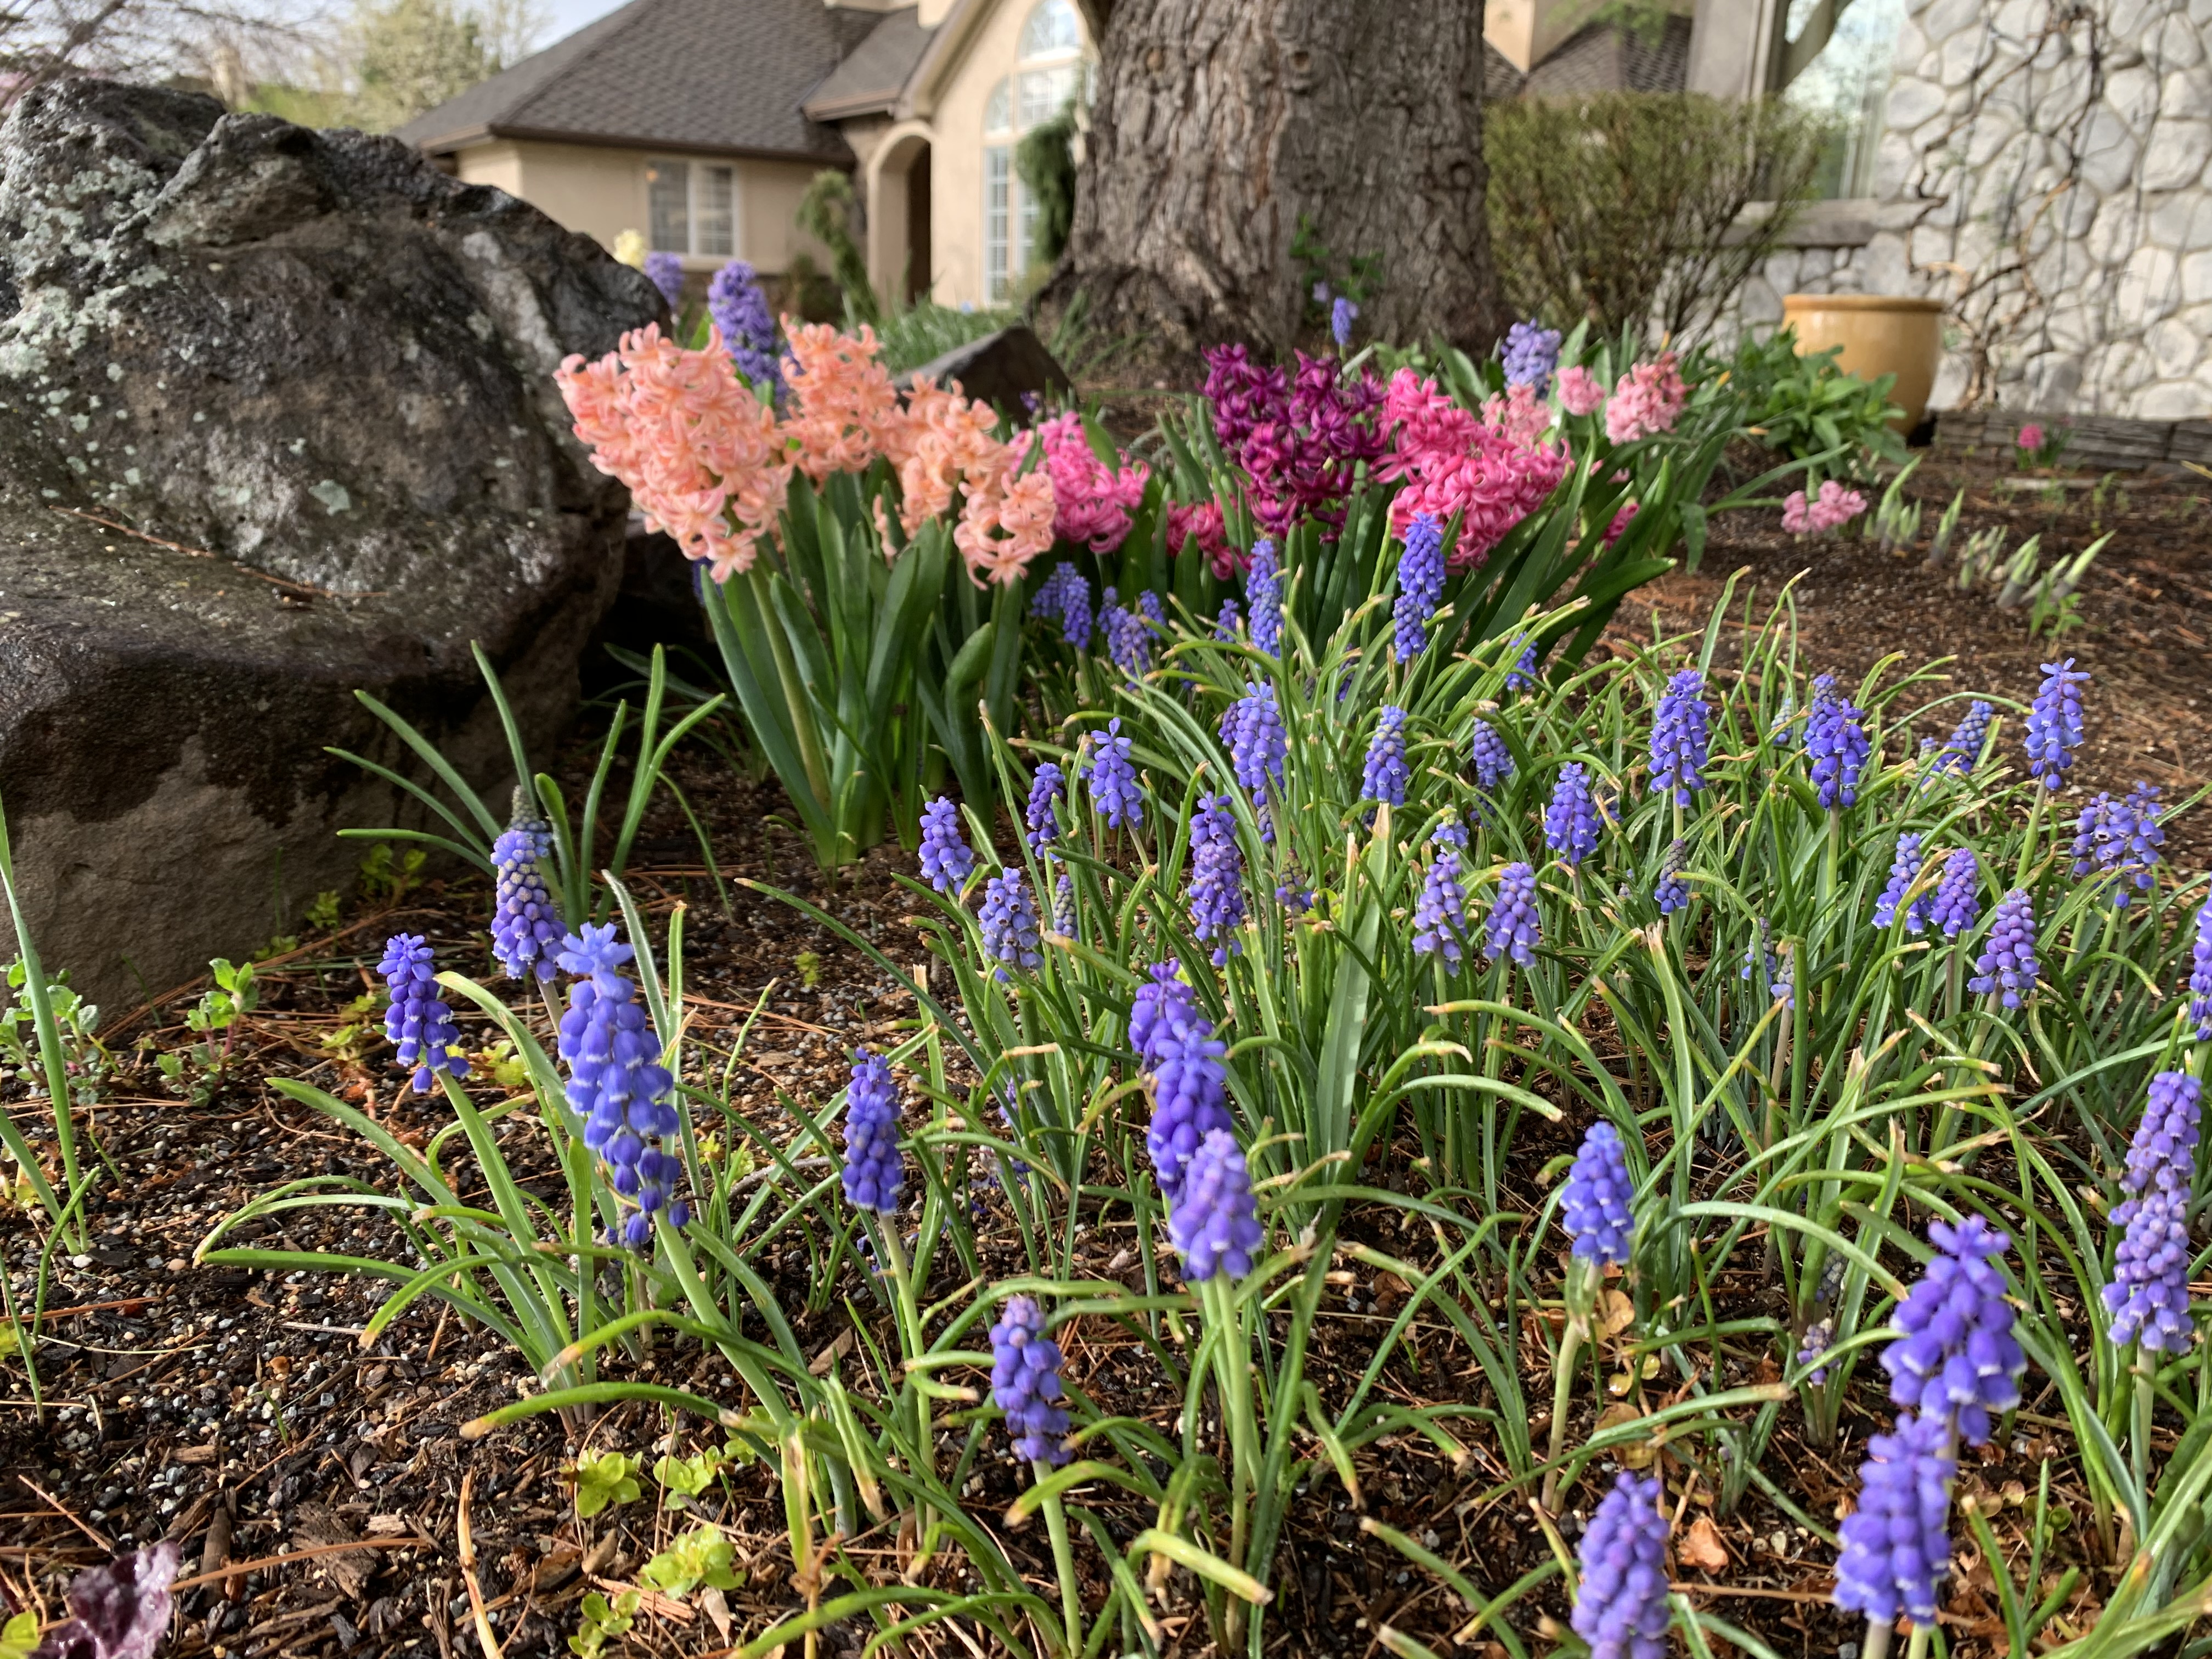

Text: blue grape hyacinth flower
xmin=1654 ymin=839 xmax=1690 ymax=915
xmin=918 ymin=797 xmax=975 ymax=893
xmin=1929 ymin=847 xmax=1981 ymax=939
xmin=1932 ymin=699 xmax=1994 ymax=778
xmin=1506 ymin=638 xmax=1540 ymax=694
xmin=1412 ymin=817 xmax=1471 ymax=974
xmin=1024 ymin=763 xmax=1064 ymax=851
xmin=2123 ymin=1070 xmax=2201 ymax=1197
xmin=1561 ymin=1120 xmax=1634 ymax=1266
xmin=556 ymin=922 xmax=683 ymax=1243
xmin=1969 ymin=888 xmax=2039 ymax=1009
xmin=379 ymin=934 xmax=470 ymax=1094
xmin=1029 ymin=563 xmax=1093 ymax=648
xmin=1392 ymin=513 xmax=1448 ymax=662
xmin=1187 ymin=792 xmax=1246 ymax=964
xmin=1213 ymin=596 xmax=1241 ymax=639
xmin=1363 ymin=706 xmax=1411 ymax=806
xmin=1469 ymin=717 xmax=1515 ymax=800
xmin=491 ymin=808 xmax=565 ymax=983
xmin=1805 ymin=686 xmax=1872 ymax=809
xmin=2190 ymin=898 xmax=2212 ymax=1040
xmin=1502 ymin=320 xmax=1563 ymax=393
xmin=1571 ymin=1472 xmax=1670 ymax=1659
xmin=842 ymin=1048 xmax=904 ymax=1214
xmin=1484 ymin=861 xmax=1541 ymax=966
xmin=989 ymin=1295 xmax=1071 ymax=1465
xmin=2104 ymin=1184 xmax=2196 ymax=1353
xmin=2072 ymin=782 xmax=2165 ymax=906
xmin=1544 ymin=763 xmax=1601 ymax=866
xmin=1082 ymin=718 xmax=1144 ymax=829
xmin=1247 ymin=539 xmax=1283 ymax=657
xmin=1331 ymin=295 xmax=1358 ymax=352
xmin=1832 ymin=1410 xmax=1954 ymax=1629
xmin=1882 ymin=1215 xmax=2025 ymax=1447
xmin=2024 ymin=658 xmax=2089 ymax=789
xmin=1167 ymin=1128 xmax=1265 ymax=1282
xmin=1649 ymin=669 xmax=1711 ymax=805
xmin=1872 ymin=833 xmax=1931 ymax=933
xmin=979 ymin=868 xmax=1042 ymax=981
xmin=1133 ymin=962 xmax=1233 ymax=1204
xmin=1220 ymin=682 xmax=1288 ymax=798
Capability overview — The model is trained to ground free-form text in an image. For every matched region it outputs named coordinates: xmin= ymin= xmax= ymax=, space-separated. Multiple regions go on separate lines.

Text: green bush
xmin=1726 ymin=325 xmax=1907 ymax=478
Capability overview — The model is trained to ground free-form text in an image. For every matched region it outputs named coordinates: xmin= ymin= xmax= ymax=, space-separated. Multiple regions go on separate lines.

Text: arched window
xmin=1019 ymin=0 xmax=1081 ymax=60
xmin=984 ymin=1 xmax=1091 ymax=301
xmin=983 ymin=75 xmax=1012 ymax=136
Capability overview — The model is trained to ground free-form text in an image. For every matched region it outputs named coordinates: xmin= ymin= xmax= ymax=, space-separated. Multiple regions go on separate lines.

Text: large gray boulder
xmin=0 ymin=81 xmax=658 ymax=1010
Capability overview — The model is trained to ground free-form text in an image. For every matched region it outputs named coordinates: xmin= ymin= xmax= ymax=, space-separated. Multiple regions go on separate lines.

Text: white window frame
xmin=984 ymin=145 xmax=1012 ymax=302
xmin=646 ymin=157 xmax=740 ymax=259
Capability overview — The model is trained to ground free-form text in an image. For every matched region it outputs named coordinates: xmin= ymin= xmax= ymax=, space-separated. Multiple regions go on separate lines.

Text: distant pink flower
xmin=1556 ymin=365 xmax=1606 ymax=417
xmin=1482 ymin=381 xmax=1554 ymax=449
xmin=1782 ymin=479 xmax=1867 ymax=537
xmin=1009 ymin=411 xmax=1149 ymax=554
xmin=1166 ymin=499 xmax=1242 ymax=578
xmin=2017 ymin=423 xmax=2045 ymax=451
xmin=1604 ymin=501 xmax=1639 ymax=548
xmin=1604 ymin=352 xmax=1688 ymax=444
xmin=1782 ymin=489 xmax=1813 ymax=535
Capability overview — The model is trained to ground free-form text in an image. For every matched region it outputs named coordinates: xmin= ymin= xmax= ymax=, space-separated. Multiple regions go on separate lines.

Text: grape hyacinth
xmin=2024 ymin=658 xmax=2089 ymax=789
xmin=1220 ymin=682 xmax=1288 ymax=798
xmin=1363 ymin=706 xmax=1411 ymax=806
xmin=1570 ymin=1472 xmax=1670 ymax=1659
xmin=1485 ymin=860 xmax=1541 ymax=967
xmin=1502 ymin=320 xmax=1564 ymax=394
xmin=1805 ymin=686 xmax=1872 ymax=809
xmin=1654 ymin=839 xmax=1690 ymax=915
xmin=1969 ymin=889 xmax=2039 ymax=1009
xmin=706 ymin=259 xmax=778 ymax=386
xmin=557 ymin=923 xmax=682 ymax=1244
xmin=1832 ymin=1410 xmax=1955 ymax=1629
xmin=2104 ymin=1185 xmax=2196 ymax=1352
xmin=1187 ymin=792 xmax=1247 ymax=964
xmin=1024 ymin=763 xmax=1065 ymax=851
xmin=1330 ymin=295 xmax=1358 ymax=352
xmin=841 ymin=1048 xmax=904 ymax=1213
xmin=1167 ymin=1128 xmax=1265 ymax=1282
xmin=1392 ymin=514 xmax=1448 ymax=661
xmin=988 ymin=1296 xmax=1071 ymax=1465
xmin=1506 ymin=639 xmax=1539 ymax=694
xmin=1412 ymin=817 xmax=1471 ymax=973
xmin=1742 ymin=919 xmax=1791 ymax=1008
xmin=1561 ymin=1120 xmax=1634 ymax=1266
xmin=918 ymin=797 xmax=975 ymax=893
xmin=1768 ymin=690 xmax=1797 ymax=747
xmin=1872 ymin=833 xmax=1931 ymax=933
xmin=1082 ymin=718 xmax=1144 ymax=829
xmin=1469 ymin=717 xmax=1515 ymax=800
xmin=2072 ymin=782 xmax=2165 ymax=906
xmin=1649 ymin=669 xmax=1711 ymax=805
xmin=1133 ymin=962 xmax=1233 ymax=1204
xmin=642 ymin=250 xmax=684 ymax=309
xmin=1247 ymin=538 xmax=1283 ymax=656
xmin=379 ymin=934 xmax=470 ymax=1094
xmin=1932 ymin=699 xmax=1994 ymax=778
xmin=2190 ymin=898 xmax=2212 ymax=1040
xmin=1028 ymin=562 xmax=1094 ymax=648
xmin=1882 ymin=1215 xmax=2025 ymax=1447
xmin=1929 ymin=847 xmax=1981 ymax=939
xmin=2123 ymin=1071 xmax=2201 ymax=1198
xmin=1102 ymin=589 xmax=1154 ymax=677
xmin=979 ymin=868 xmax=1042 ymax=980
xmin=1051 ymin=868 xmax=1076 ymax=936
xmin=1544 ymin=763 xmax=1601 ymax=866
xmin=490 ymin=806 xmax=564 ymax=982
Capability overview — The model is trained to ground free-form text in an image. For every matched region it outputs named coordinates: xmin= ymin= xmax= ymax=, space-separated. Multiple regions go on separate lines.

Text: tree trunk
xmin=1041 ymin=0 xmax=1504 ymax=371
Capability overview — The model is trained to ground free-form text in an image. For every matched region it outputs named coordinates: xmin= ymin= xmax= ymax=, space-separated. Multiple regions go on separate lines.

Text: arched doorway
xmin=867 ymin=125 xmax=935 ymax=307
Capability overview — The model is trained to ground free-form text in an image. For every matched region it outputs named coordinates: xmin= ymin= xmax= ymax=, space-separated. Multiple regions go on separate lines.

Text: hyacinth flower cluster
xmin=1469 ymin=719 xmax=1515 ymax=805
xmin=1025 ymin=762 xmax=1064 ymax=851
xmin=1571 ymin=1474 xmax=1671 ymax=1659
xmin=1506 ymin=639 xmax=1539 ymax=693
xmin=1082 ymin=718 xmax=1144 ymax=829
xmin=2024 ymin=658 xmax=2089 ymax=789
xmin=1201 ymin=343 xmax=1387 ymax=538
xmin=706 ymin=259 xmax=778 ymax=388
xmin=2104 ymin=1071 xmax=2202 ymax=1353
xmin=1602 ymin=351 xmax=1689 ymax=444
xmin=1649 ymin=670 xmax=1711 ymax=805
xmin=1832 ymin=1411 xmax=1956 ymax=1629
xmin=1781 ymin=479 xmax=1869 ymax=535
xmin=1968 ymin=889 xmax=2039 ymax=1009
xmin=1873 ymin=833 xmax=1932 ymax=933
xmin=1882 ymin=1215 xmax=2025 ymax=1446
xmin=988 ymin=1295 xmax=1071 ymax=1465
xmin=1485 ymin=861 xmax=1541 ymax=967
xmin=1246 ymin=539 xmax=1284 ymax=656
xmin=842 ymin=1048 xmax=904 ymax=1214
xmin=1363 ymin=706 xmax=1412 ymax=806
xmin=1131 ymin=962 xmax=1233 ymax=1204
xmin=642 ymin=250 xmax=684 ymax=309
xmin=490 ymin=808 xmax=565 ymax=982
xmin=1561 ymin=1121 xmax=1635 ymax=1267
xmin=1392 ymin=513 xmax=1448 ymax=662
xmin=1412 ymin=817 xmax=1471 ymax=974
xmin=1008 ymin=410 xmax=1149 ymax=554
xmin=1544 ymin=764 xmax=1602 ymax=866
xmin=1380 ymin=365 xmax=1569 ymax=563
xmin=1028 ymin=562 xmax=1094 ymax=648
xmin=1501 ymin=320 xmax=1562 ymax=393
xmin=1930 ymin=699 xmax=1993 ymax=778
xmin=379 ymin=935 xmax=470 ymax=1094
xmin=557 ymin=924 xmax=685 ymax=1245
xmin=1805 ymin=682 xmax=1871 ymax=809
xmin=1187 ymin=792 xmax=1246 ymax=963
xmin=918 ymin=796 xmax=975 ymax=893
xmin=1166 ymin=1127 xmax=1266 ymax=1282
xmin=1654 ymin=839 xmax=1690 ymax=915
xmin=1929 ymin=848 xmax=1981 ymax=939
xmin=1100 ymin=587 xmax=1155 ymax=678
xmin=2072 ymin=782 xmax=2165 ymax=906
xmin=979 ymin=868 xmax=1042 ymax=980
xmin=1329 ymin=293 xmax=1358 ymax=352
xmin=1221 ymin=681 xmax=1288 ymax=811
xmin=2191 ymin=897 xmax=2212 ymax=1039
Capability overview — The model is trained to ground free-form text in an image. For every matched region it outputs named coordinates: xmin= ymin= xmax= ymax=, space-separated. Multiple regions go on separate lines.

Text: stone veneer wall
xmin=1737 ymin=0 xmax=2212 ymax=421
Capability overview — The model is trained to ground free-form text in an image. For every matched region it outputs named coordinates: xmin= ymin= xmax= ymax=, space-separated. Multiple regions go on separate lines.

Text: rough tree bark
xmin=1042 ymin=0 xmax=1504 ymax=368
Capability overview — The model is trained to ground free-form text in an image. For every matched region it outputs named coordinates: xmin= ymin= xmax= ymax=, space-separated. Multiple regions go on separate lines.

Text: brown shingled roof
xmin=801 ymin=5 xmax=934 ymax=121
xmin=394 ymin=0 xmax=866 ymax=164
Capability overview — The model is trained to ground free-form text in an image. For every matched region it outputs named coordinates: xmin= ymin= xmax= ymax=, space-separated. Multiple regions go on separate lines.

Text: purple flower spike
xmin=1872 ymin=833 xmax=1931 ymax=933
xmin=1929 ymin=847 xmax=1980 ymax=939
xmin=1412 ymin=817 xmax=1471 ymax=974
xmin=1503 ymin=321 xmax=1564 ymax=394
xmin=1654 ymin=839 xmax=1690 ymax=915
xmin=1331 ymin=295 xmax=1359 ymax=352
xmin=1806 ymin=686 xmax=1872 ymax=809
xmin=1881 ymin=1215 xmax=2024 ymax=1447
xmin=1932 ymin=699 xmax=1993 ymax=778
xmin=379 ymin=934 xmax=470 ymax=1094
xmin=1135 ymin=962 xmax=1233 ymax=1204
xmin=556 ymin=922 xmax=681 ymax=1239
xmin=1024 ymin=763 xmax=1065 ymax=851
xmin=842 ymin=1049 xmax=904 ymax=1214
xmin=2024 ymin=659 xmax=2089 ymax=789
xmin=2124 ymin=1071 xmax=2202 ymax=1197
xmin=492 ymin=810 xmax=565 ymax=983
xmin=1247 ymin=539 xmax=1283 ymax=657
xmin=1102 ymin=588 xmax=1154 ymax=677
xmin=2104 ymin=1184 xmax=2196 ymax=1352
xmin=1470 ymin=718 xmax=1515 ymax=799
xmin=1188 ymin=792 xmax=1247 ymax=964
xmin=1221 ymin=682 xmax=1289 ymax=798
xmin=2072 ymin=783 xmax=2165 ymax=906
xmin=1393 ymin=514 xmax=1448 ymax=662
xmin=1485 ymin=861 xmax=1541 ymax=966
xmin=979 ymin=868 xmax=1043 ymax=980
xmin=1832 ymin=1410 xmax=1955 ymax=1628
xmin=1167 ymin=1128 xmax=1265 ymax=1282
xmin=1544 ymin=763 xmax=1601 ymax=866
xmin=1506 ymin=638 xmax=1540 ymax=695
xmin=1561 ymin=1120 xmax=1634 ymax=1266
xmin=2189 ymin=899 xmax=2212 ymax=1040
xmin=1214 ymin=597 xmax=1242 ymax=639
xmin=642 ymin=250 xmax=684 ymax=309
xmin=989 ymin=1295 xmax=1071 ymax=1465
xmin=1570 ymin=1472 xmax=1670 ymax=1659
xmin=1052 ymin=867 xmax=1076 ymax=935
xmin=707 ymin=259 xmax=778 ymax=387
xmin=1969 ymin=889 xmax=2039 ymax=1009
xmin=918 ymin=797 xmax=975 ymax=893
xmin=1649 ymin=669 xmax=1711 ymax=805
xmin=1363 ymin=706 xmax=1412 ymax=806
xmin=1029 ymin=563 xmax=1093 ymax=648
xmin=1083 ymin=719 xmax=1145 ymax=829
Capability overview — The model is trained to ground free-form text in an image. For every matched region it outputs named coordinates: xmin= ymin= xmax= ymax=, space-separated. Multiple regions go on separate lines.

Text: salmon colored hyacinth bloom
xmin=1604 ymin=352 xmax=1688 ymax=443
xmin=554 ymin=323 xmax=792 ymax=580
xmin=780 ymin=317 xmax=903 ymax=482
xmin=1009 ymin=411 xmax=1150 ymax=554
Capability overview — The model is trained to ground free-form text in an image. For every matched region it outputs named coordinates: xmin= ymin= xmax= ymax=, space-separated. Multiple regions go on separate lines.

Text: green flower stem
xmin=1032 ymin=1461 xmax=1082 ymax=1657
xmin=1541 ymin=1256 xmax=1594 ymax=1515
xmin=1200 ymin=1271 xmax=1260 ymax=1651
xmin=2132 ymin=1353 xmax=2154 ymax=1499
xmin=872 ymin=1219 xmax=934 ymax=1508
xmin=1863 ymin=1616 xmax=1893 ymax=1659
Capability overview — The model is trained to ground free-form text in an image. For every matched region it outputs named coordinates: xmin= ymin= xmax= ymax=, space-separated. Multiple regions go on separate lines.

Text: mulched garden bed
xmin=0 ymin=443 xmax=2203 ymax=1658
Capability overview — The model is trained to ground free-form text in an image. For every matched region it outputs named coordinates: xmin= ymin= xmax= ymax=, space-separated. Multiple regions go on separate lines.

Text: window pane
xmin=1781 ymin=0 xmax=1905 ymax=199
xmin=697 ymin=165 xmax=734 ymax=257
xmin=1019 ymin=184 xmax=1037 ymax=277
xmin=984 ymin=76 xmax=1011 ymax=134
xmin=1017 ymin=63 xmax=1079 ymax=128
xmin=647 ymin=159 xmax=690 ymax=252
xmin=1019 ymin=0 xmax=1080 ymax=58
xmin=985 ymin=146 xmax=1010 ymax=302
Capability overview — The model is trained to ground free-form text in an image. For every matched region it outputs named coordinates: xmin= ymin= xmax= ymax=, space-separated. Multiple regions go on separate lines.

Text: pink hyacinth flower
xmin=1604 ymin=352 xmax=1688 ymax=444
xmin=2017 ymin=422 xmax=2044 ymax=451
xmin=1556 ymin=365 xmax=1606 ymax=417
xmin=1781 ymin=489 xmax=1812 ymax=536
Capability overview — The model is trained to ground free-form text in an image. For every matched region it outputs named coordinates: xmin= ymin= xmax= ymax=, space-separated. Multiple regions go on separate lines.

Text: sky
xmin=536 ymin=0 xmax=628 ymax=49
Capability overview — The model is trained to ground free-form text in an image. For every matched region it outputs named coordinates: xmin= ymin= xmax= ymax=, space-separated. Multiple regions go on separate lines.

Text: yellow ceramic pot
xmin=1781 ymin=294 xmax=1946 ymax=429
